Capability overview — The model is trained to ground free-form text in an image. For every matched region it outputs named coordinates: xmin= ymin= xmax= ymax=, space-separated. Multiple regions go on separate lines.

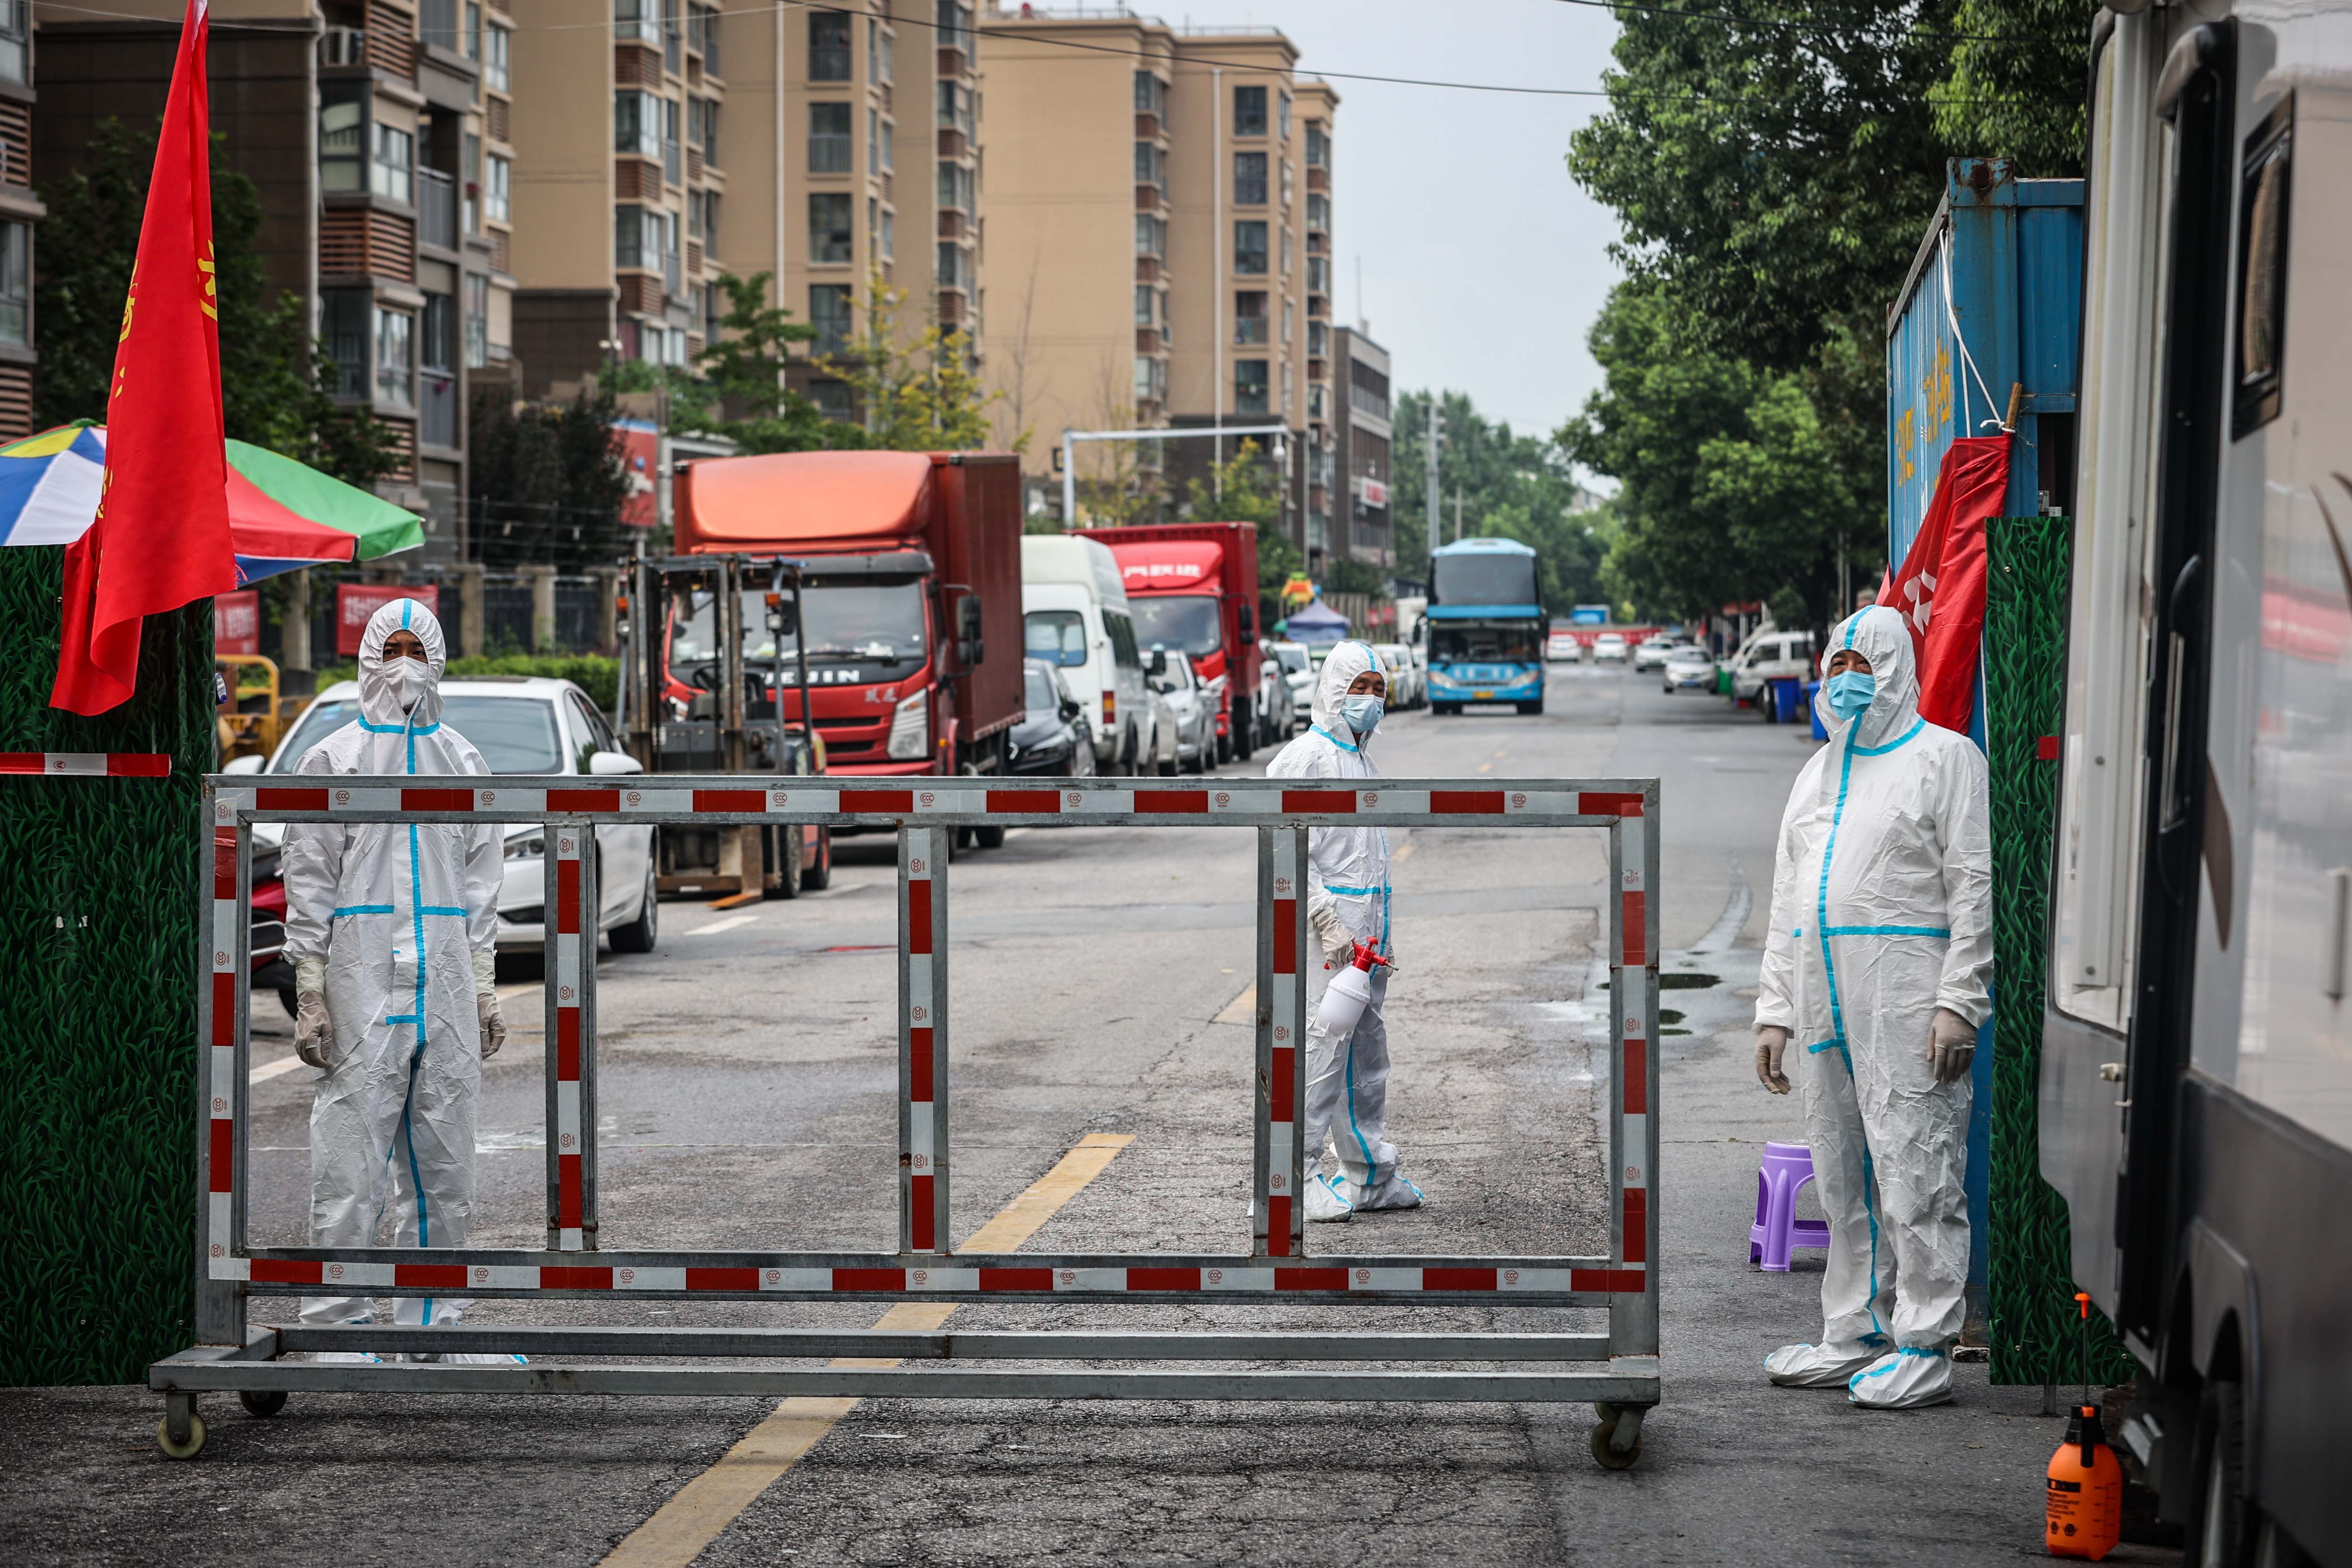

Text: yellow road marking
xmin=1392 ymin=844 xmax=1416 ymax=863
xmin=599 ymin=1133 xmax=1135 ymax=1568
xmin=1214 ymin=984 xmax=1257 ymax=1027
xmin=1476 ymin=762 xmax=1494 ymax=774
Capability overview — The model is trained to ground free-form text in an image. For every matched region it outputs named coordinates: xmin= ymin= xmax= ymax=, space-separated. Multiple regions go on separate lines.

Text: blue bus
xmin=1424 ymin=537 xmax=1546 ymax=715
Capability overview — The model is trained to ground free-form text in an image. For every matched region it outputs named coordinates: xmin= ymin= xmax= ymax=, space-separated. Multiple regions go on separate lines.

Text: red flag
xmin=1878 ymin=433 xmax=2010 ymax=731
xmin=49 ymin=0 xmax=235 ymax=715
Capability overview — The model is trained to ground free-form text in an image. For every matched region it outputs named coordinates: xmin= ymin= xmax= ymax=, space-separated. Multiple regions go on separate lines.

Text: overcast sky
xmin=1156 ymin=0 xmax=1628 ymax=444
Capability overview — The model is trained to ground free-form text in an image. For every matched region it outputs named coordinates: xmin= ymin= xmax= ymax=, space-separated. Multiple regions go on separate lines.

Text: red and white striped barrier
xmin=551 ymin=828 xmax=588 ymax=1250
xmin=3 ymin=751 xmax=171 ymax=776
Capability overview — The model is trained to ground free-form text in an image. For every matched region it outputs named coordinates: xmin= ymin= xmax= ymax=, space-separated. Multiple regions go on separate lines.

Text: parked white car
xmin=1266 ymin=640 xmax=1316 ymax=732
xmin=1255 ymin=641 xmax=1298 ymax=744
xmin=1546 ymin=630 xmax=1582 ymax=662
xmin=1591 ymin=632 xmax=1630 ymax=663
xmin=1662 ymin=645 xmax=1715 ymax=693
xmin=1373 ymin=642 xmax=1423 ymax=709
xmin=1630 ymin=635 xmax=1679 ymax=672
xmin=1727 ymin=628 xmax=1816 ymax=704
xmin=251 ymin=676 xmax=661 ymax=954
xmin=1147 ymin=646 xmax=1214 ymax=773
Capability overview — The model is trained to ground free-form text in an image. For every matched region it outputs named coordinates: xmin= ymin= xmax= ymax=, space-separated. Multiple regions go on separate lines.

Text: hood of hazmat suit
xmin=1264 ymin=641 xmax=1419 ymax=1218
xmin=280 ymin=597 xmax=502 ymax=1329
xmin=1754 ymin=605 xmax=1991 ymax=1409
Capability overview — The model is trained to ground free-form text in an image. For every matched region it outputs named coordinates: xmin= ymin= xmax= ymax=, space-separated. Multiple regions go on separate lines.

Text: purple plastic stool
xmin=1750 ymin=1140 xmax=1831 ymax=1272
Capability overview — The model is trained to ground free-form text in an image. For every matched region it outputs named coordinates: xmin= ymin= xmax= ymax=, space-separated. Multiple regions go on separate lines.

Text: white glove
xmin=1756 ymin=1025 xmax=1790 ymax=1094
xmin=1929 ymin=1008 xmax=1975 ymax=1085
xmin=1310 ymin=904 xmax=1353 ymax=965
xmin=293 ymin=956 xmax=332 ymax=1071
xmin=473 ymin=950 xmax=504 ymax=1060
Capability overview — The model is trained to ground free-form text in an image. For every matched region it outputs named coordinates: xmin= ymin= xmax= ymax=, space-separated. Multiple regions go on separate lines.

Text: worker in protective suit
xmin=1753 ymin=604 xmax=1991 ymax=1409
xmin=1266 ymin=640 xmax=1423 ymax=1223
xmin=281 ymin=598 xmax=506 ymax=1346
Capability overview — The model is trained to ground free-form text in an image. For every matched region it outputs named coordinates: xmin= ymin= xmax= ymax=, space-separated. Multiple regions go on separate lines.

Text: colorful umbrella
xmin=0 ymin=422 xmax=424 ymax=584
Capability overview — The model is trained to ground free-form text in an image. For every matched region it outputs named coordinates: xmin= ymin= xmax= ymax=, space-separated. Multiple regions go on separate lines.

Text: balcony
xmin=421 ymin=369 xmax=458 ymax=449
xmin=1134 ymin=327 xmax=1161 ymax=354
xmin=939 ymin=126 xmax=967 ymax=159
xmin=1308 ymin=358 xmax=1327 ymax=381
xmin=938 ymin=208 xmax=967 ymax=241
xmin=1307 ymin=167 xmax=1329 ymax=193
xmin=1134 ymin=112 xmax=1160 ymax=140
xmin=416 ymin=168 xmax=458 ymax=252
xmin=1134 ymin=255 xmax=1160 ymax=285
xmin=1308 ymin=229 xmax=1328 ymax=254
xmin=1234 ymin=317 xmax=1268 ymax=346
xmin=1308 ymin=294 xmax=1329 ymax=319
xmin=1134 ymin=184 xmax=1164 ymax=213
xmin=688 ymin=146 xmax=703 ymax=183
xmin=937 ymin=46 xmax=969 ymax=78
xmin=938 ymin=291 xmax=966 ymax=328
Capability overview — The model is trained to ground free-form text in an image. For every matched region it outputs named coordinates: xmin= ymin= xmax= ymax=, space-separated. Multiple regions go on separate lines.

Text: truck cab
xmin=1083 ymin=521 xmax=1262 ymax=765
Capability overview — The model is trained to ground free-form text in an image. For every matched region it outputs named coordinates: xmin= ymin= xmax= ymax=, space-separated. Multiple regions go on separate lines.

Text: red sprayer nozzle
xmin=1350 ymin=941 xmax=1390 ymax=973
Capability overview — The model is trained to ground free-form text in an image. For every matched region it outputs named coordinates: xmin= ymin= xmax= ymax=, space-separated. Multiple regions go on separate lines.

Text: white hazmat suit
xmin=1755 ymin=605 xmax=1991 ymax=1409
xmin=281 ymin=599 xmax=502 ymax=1332
xmin=1266 ymin=641 xmax=1422 ymax=1222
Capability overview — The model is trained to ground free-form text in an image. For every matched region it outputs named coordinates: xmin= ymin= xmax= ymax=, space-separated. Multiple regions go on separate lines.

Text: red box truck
xmin=676 ymin=450 xmax=1024 ymax=783
xmin=1080 ymin=521 xmax=1263 ymax=763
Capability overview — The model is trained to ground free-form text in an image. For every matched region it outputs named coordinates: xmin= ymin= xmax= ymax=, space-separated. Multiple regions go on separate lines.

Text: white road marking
xmin=250 ymin=1055 xmax=310 ymax=1085
xmin=683 ymin=913 xmax=759 ymax=938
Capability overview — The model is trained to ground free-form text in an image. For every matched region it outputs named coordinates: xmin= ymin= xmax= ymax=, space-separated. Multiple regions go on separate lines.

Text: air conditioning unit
xmin=319 ymin=27 xmax=366 ymax=67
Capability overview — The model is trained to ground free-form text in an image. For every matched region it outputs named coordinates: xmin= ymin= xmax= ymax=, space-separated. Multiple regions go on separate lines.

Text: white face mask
xmin=387 ymin=656 xmax=433 ymax=713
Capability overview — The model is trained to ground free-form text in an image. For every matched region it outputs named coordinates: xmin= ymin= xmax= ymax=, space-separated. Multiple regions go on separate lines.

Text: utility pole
xmin=1423 ymin=400 xmax=1443 ymax=558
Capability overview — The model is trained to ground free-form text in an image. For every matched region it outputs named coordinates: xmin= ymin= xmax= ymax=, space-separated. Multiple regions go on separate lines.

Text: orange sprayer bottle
xmin=2046 ymin=1292 xmax=2122 ymax=1560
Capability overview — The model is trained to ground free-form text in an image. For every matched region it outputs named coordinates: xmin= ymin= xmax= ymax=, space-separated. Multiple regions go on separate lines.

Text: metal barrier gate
xmin=156 ymin=774 xmax=1661 ymax=1467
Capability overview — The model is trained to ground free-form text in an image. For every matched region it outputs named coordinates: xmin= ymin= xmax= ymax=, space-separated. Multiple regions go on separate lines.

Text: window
xmin=463 ymin=273 xmax=490 ymax=368
xmin=877 ymin=19 xmax=892 ymax=82
xmin=935 ymin=0 xmax=970 ymax=50
xmin=1233 ymin=151 xmax=1267 ymax=206
xmin=663 ymin=0 xmax=682 ymax=73
xmin=371 ymin=121 xmax=414 ymax=203
xmin=1308 ymin=256 xmax=1330 ymax=294
xmin=1234 ymin=84 xmax=1266 ymax=137
xmin=0 ymin=0 xmax=24 ymax=85
xmin=1134 ymin=213 xmax=1165 ymax=259
xmin=1278 ymin=91 xmax=1292 ymax=141
xmin=319 ymin=88 xmax=366 ymax=193
xmin=808 ymin=101 xmax=852 ymax=173
xmin=690 ymin=3 xmax=719 ymax=62
xmin=1308 ymin=193 xmax=1329 ymax=231
xmin=485 ymin=24 xmax=510 ymax=91
xmin=868 ymin=197 xmax=879 ymax=254
xmin=0 ymin=220 xmax=27 ymax=345
xmin=486 ymin=154 xmax=510 ymax=223
xmin=320 ymin=290 xmax=369 ymax=397
xmin=809 ymin=10 xmax=850 ymax=80
xmin=2234 ymin=95 xmax=2292 ymax=438
xmin=810 ymin=379 xmax=854 ymax=420
xmin=1282 ymin=361 xmax=1293 ymax=415
xmin=1235 ymin=359 xmax=1268 ymax=415
xmin=1135 ymin=142 xmax=1164 ymax=187
xmin=664 ymin=97 xmax=683 ymax=184
xmin=615 ymin=0 xmax=656 ymax=44
xmin=698 ymin=98 xmax=721 ymax=166
xmin=939 ymin=80 xmax=974 ymax=134
xmin=421 ymin=0 xmax=457 ymax=51
xmin=421 ymin=291 xmax=455 ymax=376
xmin=702 ymin=190 xmax=721 ymax=250
xmin=1309 ymin=319 xmax=1328 ymax=357
xmin=615 ymin=203 xmax=666 ymax=269
xmin=374 ymin=306 xmax=414 ymax=406
xmin=1134 ymin=285 xmax=1154 ymax=326
xmin=615 ymin=91 xmax=661 ymax=157
xmin=938 ymin=241 xmax=967 ymax=289
xmin=1134 ymin=70 xmax=1165 ymax=118
xmin=1133 ymin=355 xmax=1165 ymax=404
xmin=880 ymin=207 xmax=895 ymax=260
xmin=868 ymin=17 xmax=881 ymax=81
xmin=1306 ymin=123 xmax=1329 ymax=168
xmin=464 ymin=1 xmax=483 ymax=61
xmin=1233 ymin=220 xmax=1267 ymax=275
xmin=1283 ymin=298 xmax=1294 ymax=344
xmin=809 ymin=192 xmax=852 ymax=263
xmin=1234 ymin=290 xmax=1267 ymax=344
xmin=937 ymin=159 xmax=974 ymax=214
xmin=868 ymin=108 xmax=882 ymax=173
xmin=1281 ymin=227 xmax=1292 ymax=277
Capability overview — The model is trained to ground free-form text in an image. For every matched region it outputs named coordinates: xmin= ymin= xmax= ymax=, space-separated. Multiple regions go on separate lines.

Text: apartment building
xmin=35 ymin=0 xmax=514 ymax=555
xmin=979 ymin=7 xmax=1335 ymax=557
xmin=0 ymin=7 xmax=33 ymax=440
xmin=1330 ymin=326 xmax=1391 ymax=568
xmin=694 ymin=0 xmax=980 ymax=422
xmin=505 ymin=0 xmax=724 ymax=397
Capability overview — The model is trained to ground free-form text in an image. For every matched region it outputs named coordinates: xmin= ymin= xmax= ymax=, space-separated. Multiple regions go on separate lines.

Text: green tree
xmin=817 ymin=267 xmax=1000 ymax=451
xmin=467 ymin=382 xmax=633 ymax=571
xmin=1931 ymin=0 xmax=2097 ymax=176
xmin=35 ymin=118 xmax=395 ymax=484
xmin=674 ymin=269 xmax=855 ymax=454
xmin=1392 ymin=390 xmax=1609 ymax=611
xmin=1566 ymin=0 xmax=1960 ymax=375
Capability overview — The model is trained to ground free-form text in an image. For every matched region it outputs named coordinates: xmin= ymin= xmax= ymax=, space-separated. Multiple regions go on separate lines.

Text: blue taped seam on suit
xmin=1310 ymin=724 xmax=1358 ymax=753
xmin=1853 ymin=717 xmax=1925 ymax=756
xmin=1823 ymin=925 xmax=1950 ymax=938
xmin=1814 ymin=726 xmax=1887 ymax=1338
xmin=359 ymin=718 xmax=440 ymax=735
xmin=333 ymin=904 xmax=396 ymax=918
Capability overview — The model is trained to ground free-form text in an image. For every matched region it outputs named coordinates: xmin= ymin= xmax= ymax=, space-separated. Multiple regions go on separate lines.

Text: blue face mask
xmin=1824 ymin=670 xmax=1876 ymax=722
xmin=1339 ymin=693 xmax=1385 ymax=736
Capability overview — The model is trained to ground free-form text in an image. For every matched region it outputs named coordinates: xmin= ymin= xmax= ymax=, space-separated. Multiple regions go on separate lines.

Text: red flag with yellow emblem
xmin=50 ymin=0 xmax=235 ymax=714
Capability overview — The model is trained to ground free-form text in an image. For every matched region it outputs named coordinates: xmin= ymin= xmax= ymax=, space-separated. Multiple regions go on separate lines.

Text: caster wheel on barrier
xmin=156 ymin=1410 xmax=208 ymax=1460
xmin=240 ymin=1389 xmax=288 ymax=1418
xmin=1589 ymin=1401 xmax=1645 ymax=1471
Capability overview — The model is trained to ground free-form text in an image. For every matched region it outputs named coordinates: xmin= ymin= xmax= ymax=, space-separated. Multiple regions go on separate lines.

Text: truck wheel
xmin=802 ymin=828 xmax=832 ymax=891
xmin=768 ymin=825 xmax=802 ymax=899
xmin=1518 ymin=699 xmax=1545 ymax=716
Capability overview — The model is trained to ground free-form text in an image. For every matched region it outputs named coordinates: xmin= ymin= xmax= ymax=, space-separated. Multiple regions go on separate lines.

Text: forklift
xmin=618 ymin=554 xmax=832 ymax=901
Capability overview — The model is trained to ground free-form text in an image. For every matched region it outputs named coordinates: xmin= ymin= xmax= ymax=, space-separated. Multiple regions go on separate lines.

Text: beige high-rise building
xmin=506 ymin=0 xmax=727 ymax=394
xmin=706 ymin=0 xmax=982 ymax=422
xmin=979 ymin=7 xmax=1336 ymax=561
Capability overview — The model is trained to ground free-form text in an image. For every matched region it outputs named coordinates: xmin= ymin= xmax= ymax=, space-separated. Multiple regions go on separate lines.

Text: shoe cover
xmin=1304 ymin=1173 xmax=1354 ymax=1223
xmin=1848 ymin=1346 xmax=1953 ymax=1408
xmin=1352 ymin=1171 xmax=1423 ymax=1211
xmin=1764 ymin=1338 xmax=1887 ymax=1387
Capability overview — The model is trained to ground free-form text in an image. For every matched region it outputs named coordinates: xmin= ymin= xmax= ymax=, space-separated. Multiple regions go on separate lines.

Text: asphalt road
xmin=0 ymin=662 xmax=2181 ymax=1566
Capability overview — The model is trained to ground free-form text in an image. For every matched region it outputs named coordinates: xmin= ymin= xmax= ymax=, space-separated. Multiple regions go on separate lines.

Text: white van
xmin=1726 ymin=628 xmax=1815 ymax=704
xmin=1022 ymin=535 xmax=1149 ymax=774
